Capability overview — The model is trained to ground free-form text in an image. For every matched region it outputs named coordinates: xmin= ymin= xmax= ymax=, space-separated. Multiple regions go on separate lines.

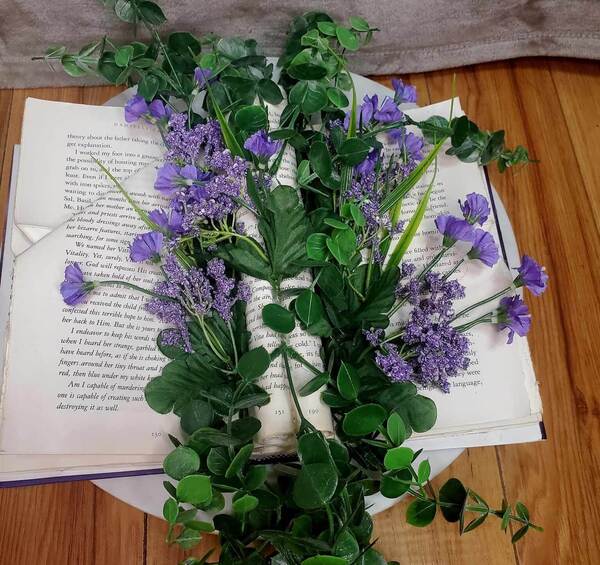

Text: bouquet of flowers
xmin=49 ymin=1 xmax=547 ymax=563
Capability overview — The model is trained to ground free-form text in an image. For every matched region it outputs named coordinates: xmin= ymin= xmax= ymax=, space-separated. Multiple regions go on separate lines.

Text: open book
xmin=0 ymin=97 xmax=543 ymax=486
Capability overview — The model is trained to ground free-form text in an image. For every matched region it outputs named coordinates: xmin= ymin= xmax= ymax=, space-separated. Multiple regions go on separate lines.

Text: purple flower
xmin=154 ymin=163 xmax=203 ymax=197
xmin=375 ymin=343 xmax=413 ymax=382
xmin=344 ymin=94 xmax=378 ymax=130
xmin=243 ymin=130 xmax=281 ymax=160
xmin=468 ymin=229 xmax=500 ymax=267
xmin=363 ymin=327 xmax=384 ymax=346
xmin=374 ymin=97 xmax=402 ymax=123
xmin=435 ymin=214 xmax=475 ymax=247
xmin=148 ymin=208 xmax=184 ymax=235
xmin=148 ymin=99 xmax=172 ymax=121
xmin=460 ymin=193 xmax=490 ymax=225
xmin=391 ymin=78 xmax=417 ymax=104
xmin=389 ymin=129 xmax=424 ymax=161
xmin=497 ymin=295 xmax=531 ymax=344
xmin=514 ymin=255 xmax=548 ymax=296
xmin=124 ymin=95 xmax=149 ymax=123
xmin=60 ymin=263 xmax=96 ymax=306
xmin=355 ymin=148 xmax=379 ymax=176
xmin=129 ymin=231 xmax=164 ymax=262
xmin=194 ymin=67 xmax=213 ymax=89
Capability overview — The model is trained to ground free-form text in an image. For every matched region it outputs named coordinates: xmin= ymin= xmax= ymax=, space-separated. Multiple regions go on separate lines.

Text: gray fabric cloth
xmin=1 ymin=0 xmax=600 ymax=89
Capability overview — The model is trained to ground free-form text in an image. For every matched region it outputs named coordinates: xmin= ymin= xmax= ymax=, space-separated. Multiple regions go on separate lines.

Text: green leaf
xmin=293 ymin=462 xmax=338 ymax=509
xmin=233 ymin=494 xmax=259 ymax=514
xmin=163 ymin=498 xmax=178 ymax=524
xmin=137 ymin=74 xmax=159 ymax=101
xmin=335 ymin=27 xmax=359 ymax=51
xmin=235 ymin=105 xmax=268 ymax=133
xmin=406 ymin=395 xmax=437 ymax=432
xmin=216 ymin=239 xmax=271 ymax=281
xmin=179 ymin=399 xmax=214 ymax=434
xmin=262 ymin=303 xmax=296 ymax=334
xmin=225 ymin=443 xmax=254 ymax=478
xmin=114 ymin=0 xmax=136 ymax=23
xmin=176 ymin=475 xmax=212 ymax=505
xmin=138 ymin=1 xmax=166 ymax=25
xmin=288 ymin=63 xmax=328 ymax=81
xmin=326 ymin=229 xmax=356 ymax=266
xmin=289 ymin=80 xmax=328 ymax=114
xmin=501 ymin=504 xmax=512 ymax=531
xmin=245 ymin=464 xmax=268 ymax=490
xmin=417 ymin=459 xmax=431 ymax=484
xmin=185 ymin=520 xmax=215 ymax=532
xmin=386 ymin=181 xmax=434 ymax=271
xmin=167 ymin=32 xmax=202 ymax=56
xmin=386 ymin=412 xmax=406 ymax=446
xmin=176 ymin=528 xmax=201 ymax=550
xmin=356 ymin=549 xmax=387 ymax=565
xmin=299 ymin=372 xmax=330 ymax=397
xmin=355 ymin=267 xmax=399 ymax=323
xmin=337 ymin=361 xmax=360 ymax=400
xmin=327 ymin=87 xmax=349 ymax=109
xmin=333 ymin=530 xmax=359 ymax=562
xmin=324 ymin=218 xmax=349 ymax=230
xmin=297 ymin=432 xmax=333 ymax=465
xmin=439 ymin=478 xmax=467 ymax=522
xmin=237 ymin=347 xmax=271 ymax=381
xmin=257 ymin=78 xmax=283 ymax=104
xmin=230 ymin=417 xmax=262 ymax=442
xmin=381 ymin=470 xmax=411 ymax=498
xmin=309 ymin=140 xmax=333 ymax=181
xmin=406 ymin=498 xmax=437 ymax=527
xmin=342 ymin=404 xmax=387 ymax=436
xmin=206 ymin=447 xmax=230 ymax=476
xmin=349 ymin=16 xmax=370 ymax=32
xmin=163 ymin=446 xmax=200 ymax=480
xmin=306 ymin=233 xmax=329 ymax=261
xmin=115 ymin=45 xmax=134 ymax=67
xmin=338 ymin=137 xmax=370 ymax=166
xmin=515 ymin=501 xmax=529 ymax=521
xmin=511 ymin=525 xmax=530 ymax=543
xmin=233 ymin=390 xmax=270 ymax=410
xmin=463 ymin=513 xmax=487 ymax=533
xmin=383 ymin=446 xmax=414 ymax=470
xmin=302 ymin=557 xmax=346 ymax=565
xmin=295 ymin=289 xmax=324 ymax=326
xmin=317 ymin=22 xmax=337 ymax=36
xmin=60 ymin=57 xmax=87 ymax=77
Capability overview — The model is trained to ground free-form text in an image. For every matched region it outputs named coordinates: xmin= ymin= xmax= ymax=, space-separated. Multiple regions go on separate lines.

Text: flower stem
xmin=96 ymin=280 xmax=174 ymax=301
xmin=282 ymin=346 xmax=315 ymax=434
xmin=451 ymin=286 xmax=512 ymax=322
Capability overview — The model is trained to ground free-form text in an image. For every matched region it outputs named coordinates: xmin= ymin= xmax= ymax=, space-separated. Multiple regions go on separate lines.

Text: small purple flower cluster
xmin=146 ymin=255 xmax=251 ymax=352
xmin=124 ymin=95 xmax=172 ymax=125
xmin=343 ymin=93 xmax=403 ymax=131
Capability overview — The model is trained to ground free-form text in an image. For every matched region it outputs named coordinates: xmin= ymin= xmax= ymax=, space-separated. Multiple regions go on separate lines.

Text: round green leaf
xmin=406 ymin=498 xmax=437 ymax=527
xmin=245 ymin=464 xmax=268 ymax=490
xmin=167 ymin=32 xmax=202 ymax=55
xmin=383 ymin=446 xmax=414 ymax=470
xmin=138 ymin=74 xmax=160 ymax=102
xmin=163 ymin=446 xmax=200 ymax=480
xmin=316 ymin=22 xmax=337 ymax=36
xmin=138 ymin=1 xmax=166 ymax=25
xmin=338 ymin=137 xmax=370 ymax=165
xmin=327 ymin=87 xmax=349 ymax=109
xmin=293 ymin=462 xmax=338 ymax=509
xmin=333 ymin=530 xmax=359 ymax=562
xmin=262 ymin=303 xmax=296 ymax=334
xmin=163 ymin=498 xmax=178 ymax=524
xmin=324 ymin=218 xmax=349 ymax=230
xmin=206 ymin=447 xmax=230 ymax=476
xmin=114 ymin=45 xmax=134 ymax=68
xmin=337 ymin=361 xmax=360 ymax=400
xmin=349 ymin=16 xmax=370 ymax=32
xmin=295 ymin=289 xmax=324 ymax=326
xmin=237 ymin=347 xmax=271 ymax=381
xmin=235 ymin=105 xmax=268 ymax=133
xmin=289 ymin=80 xmax=328 ymax=114
xmin=335 ymin=27 xmax=359 ymax=51
xmin=297 ymin=432 xmax=333 ymax=465
xmin=380 ymin=470 xmax=411 ymax=498
xmin=176 ymin=527 xmax=201 ymax=550
xmin=326 ymin=229 xmax=357 ymax=266
xmin=258 ymin=78 xmax=284 ymax=104
xmin=386 ymin=412 xmax=406 ymax=446
xmin=176 ymin=474 xmax=212 ymax=505
xmin=439 ymin=478 xmax=467 ymax=522
xmin=342 ymin=404 xmax=386 ymax=436
xmin=179 ymin=399 xmax=214 ymax=434
xmin=302 ymin=557 xmax=346 ymax=565
xmin=233 ymin=494 xmax=259 ymax=514
xmin=407 ymin=395 xmax=437 ymax=432
xmin=309 ymin=140 xmax=332 ymax=181
xmin=417 ymin=459 xmax=431 ymax=484
xmin=288 ymin=63 xmax=328 ymax=81
xmin=306 ymin=233 xmax=329 ymax=261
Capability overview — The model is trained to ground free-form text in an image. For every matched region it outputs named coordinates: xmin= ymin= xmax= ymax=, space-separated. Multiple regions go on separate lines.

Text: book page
xmin=14 ymin=98 xmax=164 ymax=244
xmin=0 ymin=165 xmax=180 ymax=455
xmin=238 ymin=99 xmax=334 ymax=456
xmin=384 ymin=99 xmax=541 ymax=439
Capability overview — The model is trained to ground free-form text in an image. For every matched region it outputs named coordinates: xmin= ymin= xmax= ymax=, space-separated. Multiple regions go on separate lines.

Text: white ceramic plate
xmin=94 ymin=68 xmax=518 ymax=519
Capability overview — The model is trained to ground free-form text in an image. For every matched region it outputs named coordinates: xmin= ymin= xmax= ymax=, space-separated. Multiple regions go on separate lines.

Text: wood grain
xmin=1 ymin=58 xmax=599 ymax=564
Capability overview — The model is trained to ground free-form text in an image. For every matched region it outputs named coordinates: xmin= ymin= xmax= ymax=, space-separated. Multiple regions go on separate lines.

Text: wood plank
xmin=93 ymin=485 xmax=145 ymax=565
xmin=146 ymin=514 xmax=220 ymax=565
xmin=0 ymin=481 xmax=95 ymax=564
xmin=82 ymin=85 xmax=126 ymax=106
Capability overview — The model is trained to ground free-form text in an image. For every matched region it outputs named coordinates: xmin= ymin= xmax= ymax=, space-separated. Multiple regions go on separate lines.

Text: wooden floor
xmin=0 ymin=57 xmax=599 ymax=564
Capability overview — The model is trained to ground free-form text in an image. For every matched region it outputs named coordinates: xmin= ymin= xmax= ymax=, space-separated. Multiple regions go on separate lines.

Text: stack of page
xmin=0 ymin=97 xmax=543 ymax=486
